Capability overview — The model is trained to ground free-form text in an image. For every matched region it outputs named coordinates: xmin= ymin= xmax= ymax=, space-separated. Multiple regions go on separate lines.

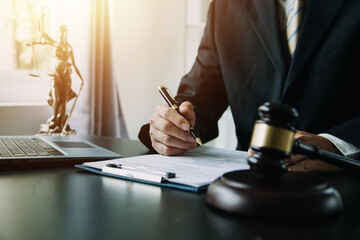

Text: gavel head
xmin=248 ymin=102 xmax=299 ymax=176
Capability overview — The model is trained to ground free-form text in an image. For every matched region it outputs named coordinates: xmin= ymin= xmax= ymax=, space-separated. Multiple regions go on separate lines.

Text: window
xmin=0 ymin=0 xmax=90 ymax=104
xmin=0 ymin=0 xmax=50 ymax=104
xmin=0 ymin=0 xmax=50 ymax=72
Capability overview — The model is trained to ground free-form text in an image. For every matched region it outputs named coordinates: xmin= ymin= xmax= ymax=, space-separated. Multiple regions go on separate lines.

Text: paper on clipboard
xmin=102 ymin=165 xmax=165 ymax=183
xmin=81 ymin=146 xmax=249 ymax=189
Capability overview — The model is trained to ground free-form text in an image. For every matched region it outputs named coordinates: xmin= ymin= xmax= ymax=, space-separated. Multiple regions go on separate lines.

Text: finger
xmin=294 ymin=130 xmax=308 ymax=139
xmin=284 ymin=153 xmax=307 ymax=165
xmin=179 ymin=101 xmax=196 ymax=127
xmin=150 ymin=113 xmax=195 ymax=143
xmin=156 ymin=104 xmax=190 ymax=131
xmin=288 ymin=159 xmax=341 ymax=173
xmin=151 ymin=139 xmax=195 ymax=156
xmin=287 ymin=159 xmax=314 ymax=172
xmin=294 ymin=130 xmax=342 ymax=155
xmin=248 ymin=148 xmax=254 ymax=157
xmin=150 ymin=124 xmax=197 ymax=150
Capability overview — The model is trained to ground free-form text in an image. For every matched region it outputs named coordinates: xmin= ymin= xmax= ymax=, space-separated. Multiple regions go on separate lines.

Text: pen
xmin=106 ymin=164 xmax=176 ymax=178
xmin=158 ymin=85 xmax=203 ymax=146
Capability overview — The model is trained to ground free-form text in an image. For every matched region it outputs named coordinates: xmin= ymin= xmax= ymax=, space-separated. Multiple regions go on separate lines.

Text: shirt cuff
xmin=318 ymin=133 xmax=360 ymax=157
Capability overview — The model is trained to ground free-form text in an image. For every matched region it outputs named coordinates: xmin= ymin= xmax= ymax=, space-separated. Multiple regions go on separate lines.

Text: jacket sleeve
xmin=138 ymin=1 xmax=228 ymax=149
xmin=175 ymin=0 xmax=229 ymax=144
xmin=325 ymin=117 xmax=360 ymax=151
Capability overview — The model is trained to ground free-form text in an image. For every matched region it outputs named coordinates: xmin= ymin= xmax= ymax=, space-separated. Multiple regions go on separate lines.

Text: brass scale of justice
xmin=27 ymin=8 xmax=82 ymax=136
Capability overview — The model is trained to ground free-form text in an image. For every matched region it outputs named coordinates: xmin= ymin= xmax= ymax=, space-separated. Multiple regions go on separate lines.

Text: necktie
xmin=286 ymin=0 xmax=305 ymax=58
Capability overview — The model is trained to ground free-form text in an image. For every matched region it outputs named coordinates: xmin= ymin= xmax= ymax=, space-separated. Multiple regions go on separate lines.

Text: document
xmin=77 ymin=146 xmax=249 ymax=192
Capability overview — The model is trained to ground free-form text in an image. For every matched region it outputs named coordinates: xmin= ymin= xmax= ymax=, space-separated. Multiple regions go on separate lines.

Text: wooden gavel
xmin=248 ymin=102 xmax=360 ymax=176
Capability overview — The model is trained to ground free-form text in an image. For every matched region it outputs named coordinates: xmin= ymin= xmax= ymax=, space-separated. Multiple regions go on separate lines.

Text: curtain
xmin=89 ymin=0 xmax=128 ymax=138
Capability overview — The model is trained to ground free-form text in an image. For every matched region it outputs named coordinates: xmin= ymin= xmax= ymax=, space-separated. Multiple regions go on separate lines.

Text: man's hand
xmin=285 ymin=131 xmax=342 ymax=173
xmin=248 ymin=131 xmax=342 ymax=173
xmin=149 ymin=101 xmax=198 ymax=155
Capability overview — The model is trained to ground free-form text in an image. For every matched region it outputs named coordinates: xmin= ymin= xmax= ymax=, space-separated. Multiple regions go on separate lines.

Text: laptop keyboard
xmin=0 ymin=137 xmax=64 ymax=158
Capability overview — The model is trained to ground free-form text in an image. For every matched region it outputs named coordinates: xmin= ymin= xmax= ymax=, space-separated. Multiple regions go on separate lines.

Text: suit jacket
xmin=139 ymin=0 xmax=360 ymax=151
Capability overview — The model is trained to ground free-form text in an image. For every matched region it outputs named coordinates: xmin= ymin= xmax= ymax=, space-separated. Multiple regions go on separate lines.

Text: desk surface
xmin=1 ymin=136 xmax=359 ymax=240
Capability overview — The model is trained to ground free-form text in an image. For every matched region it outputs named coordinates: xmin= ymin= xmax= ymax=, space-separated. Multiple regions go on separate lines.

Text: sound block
xmin=206 ymin=170 xmax=343 ymax=218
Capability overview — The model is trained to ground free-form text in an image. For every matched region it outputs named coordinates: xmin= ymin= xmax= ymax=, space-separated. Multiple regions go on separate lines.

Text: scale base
xmin=38 ymin=123 xmax=76 ymax=136
xmin=206 ymin=170 xmax=343 ymax=218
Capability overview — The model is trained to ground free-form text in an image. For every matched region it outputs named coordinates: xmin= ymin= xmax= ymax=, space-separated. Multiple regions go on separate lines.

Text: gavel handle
xmin=293 ymin=140 xmax=360 ymax=171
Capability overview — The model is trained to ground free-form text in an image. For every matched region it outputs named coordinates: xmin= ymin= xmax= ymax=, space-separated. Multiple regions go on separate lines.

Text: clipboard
xmin=75 ymin=147 xmax=249 ymax=193
xmin=75 ymin=164 xmax=207 ymax=192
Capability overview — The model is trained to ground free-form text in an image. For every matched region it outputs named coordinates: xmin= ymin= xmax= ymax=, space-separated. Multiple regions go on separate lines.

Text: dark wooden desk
xmin=1 ymin=136 xmax=359 ymax=240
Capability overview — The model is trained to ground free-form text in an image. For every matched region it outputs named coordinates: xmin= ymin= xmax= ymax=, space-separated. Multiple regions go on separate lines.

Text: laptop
xmin=0 ymin=135 xmax=121 ymax=169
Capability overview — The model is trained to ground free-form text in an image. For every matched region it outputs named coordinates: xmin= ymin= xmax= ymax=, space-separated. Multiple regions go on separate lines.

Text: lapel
xmin=283 ymin=0 xmax=345 ymax=96
xmin=242 ymin=0 xmax=288 ymax=80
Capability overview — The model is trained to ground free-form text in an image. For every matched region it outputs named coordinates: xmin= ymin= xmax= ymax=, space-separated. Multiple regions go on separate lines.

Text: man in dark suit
xmin=140 ymin=0 xmax=360 ymax=172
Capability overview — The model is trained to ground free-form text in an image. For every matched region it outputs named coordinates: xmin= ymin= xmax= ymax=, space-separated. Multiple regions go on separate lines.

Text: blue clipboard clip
xmin=102 ymin=164 xmax=176 ymax=183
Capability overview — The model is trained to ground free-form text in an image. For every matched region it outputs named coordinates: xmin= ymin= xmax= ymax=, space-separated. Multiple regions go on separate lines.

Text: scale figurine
xmin=27 ymin=9 xmax=84 ymax=135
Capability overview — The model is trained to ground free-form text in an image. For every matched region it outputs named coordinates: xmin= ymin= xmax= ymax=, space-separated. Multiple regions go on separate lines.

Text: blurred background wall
xmin=0 ymin=0 xmax=237 ymax=149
